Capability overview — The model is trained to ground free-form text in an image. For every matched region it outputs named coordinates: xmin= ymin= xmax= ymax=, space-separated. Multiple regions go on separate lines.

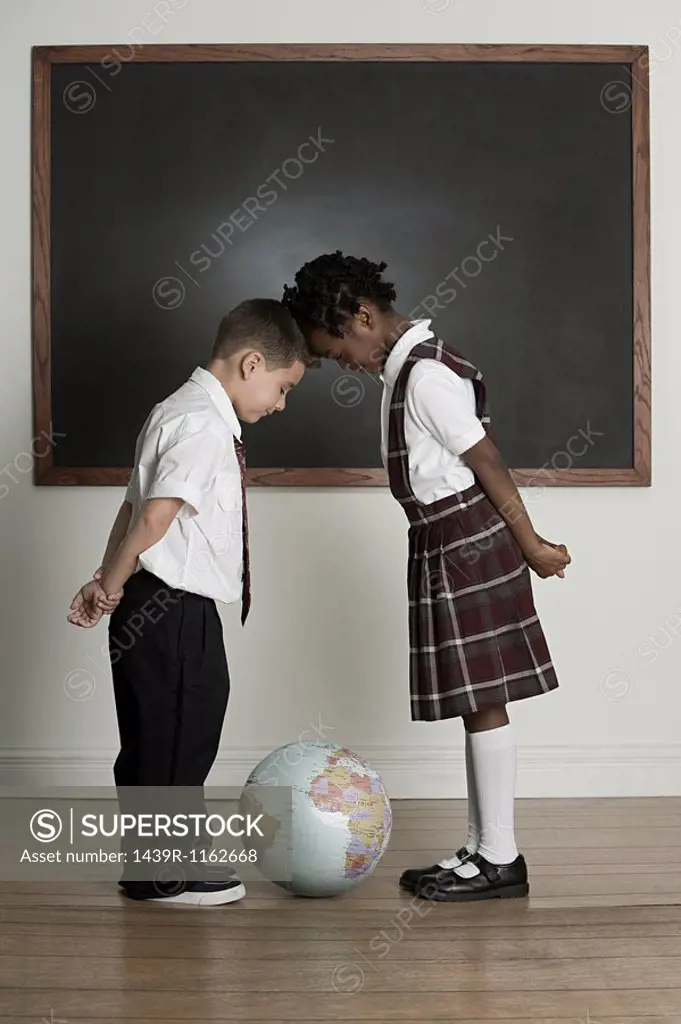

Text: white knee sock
xmin=471 ymin=723 xmax=519 ymax=866
xmin=444 ymin=723 xmax=519 ymax=879
xmin=437 ymin=732 xmax=481 ymax=869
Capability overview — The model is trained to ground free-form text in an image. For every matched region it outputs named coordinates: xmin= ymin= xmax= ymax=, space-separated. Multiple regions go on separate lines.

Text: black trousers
xmin=108 ymin=570 xmax=230 ymax=894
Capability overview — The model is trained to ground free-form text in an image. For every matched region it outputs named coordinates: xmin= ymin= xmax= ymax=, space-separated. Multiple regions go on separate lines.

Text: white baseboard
xmin=1 ymin=745 xmax=679 ymax=797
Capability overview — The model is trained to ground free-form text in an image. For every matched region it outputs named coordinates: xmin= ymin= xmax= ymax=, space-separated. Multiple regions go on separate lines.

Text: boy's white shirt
xmin=125 ymin=366 xmax=243 ymax=603
xmin=380 ymin=320 xmax=486 ymax=502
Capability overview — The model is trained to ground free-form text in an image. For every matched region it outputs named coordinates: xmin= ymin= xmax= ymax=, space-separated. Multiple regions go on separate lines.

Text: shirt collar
xmin=381 ymin=320 xmax=435 ymax=387
xmin=190 ymin=367 xmax=242 ymax=439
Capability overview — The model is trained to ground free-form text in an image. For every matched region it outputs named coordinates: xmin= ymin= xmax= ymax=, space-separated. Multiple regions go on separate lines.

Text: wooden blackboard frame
xmin=32 ymin=44 xmax=651 ymax=487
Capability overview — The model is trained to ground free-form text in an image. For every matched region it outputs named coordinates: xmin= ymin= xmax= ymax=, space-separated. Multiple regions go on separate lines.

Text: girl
xmin=282 ymin=252 xmax=570 ymax=902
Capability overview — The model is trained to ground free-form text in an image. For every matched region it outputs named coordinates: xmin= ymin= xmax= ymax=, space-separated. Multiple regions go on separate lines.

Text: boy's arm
xmin=69 ymin=497 xmax=184 ymax=627
xmin=68 ymin=500 xmax=133 ymax=626
xmin=92 ymin=500 xmax=134 ymax=610
xmin=96 ymin=500 xmax=133 ymax=575
xmin=70 ymin=423 xmax=227 ymax=625
xmin=99 ymin=497 xmax=183 ymax=596
xmin=462 ymin=436 xmax=570 ymax=578
xmin=100 ymin=422 xmax=226 ymax=595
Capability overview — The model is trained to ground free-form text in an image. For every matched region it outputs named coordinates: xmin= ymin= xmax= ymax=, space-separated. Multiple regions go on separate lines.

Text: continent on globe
xmin=309 ymin=748 xmax=391 ymax=880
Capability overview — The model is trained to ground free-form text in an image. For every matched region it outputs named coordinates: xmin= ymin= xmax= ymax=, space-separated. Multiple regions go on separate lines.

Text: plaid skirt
xmin=407 ymin=483 xmax=558 ymax=721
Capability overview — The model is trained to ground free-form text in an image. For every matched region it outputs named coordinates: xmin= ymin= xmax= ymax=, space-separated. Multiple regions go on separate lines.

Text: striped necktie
xmin=233 ymin=437 xmax=251 ymax=625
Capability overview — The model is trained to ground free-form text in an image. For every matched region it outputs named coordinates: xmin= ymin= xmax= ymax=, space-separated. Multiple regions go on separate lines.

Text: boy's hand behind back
xmin=93 ymin=568 xmax=124 ymax=613
xmin=525 ymin=536 xmax=571 ymax=579
xmin=67 ymin=579 xmax=118 ymax=628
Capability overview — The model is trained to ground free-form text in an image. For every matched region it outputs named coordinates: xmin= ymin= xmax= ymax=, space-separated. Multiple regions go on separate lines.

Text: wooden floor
xmin=1 ymin=798 xmax=680 ymax=1023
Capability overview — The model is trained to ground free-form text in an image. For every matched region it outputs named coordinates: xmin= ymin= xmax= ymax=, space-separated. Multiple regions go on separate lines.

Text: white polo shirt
xmin=380 ymin=321 xmax=486 ymax=503
xmin=125 ymin=367 xmax=243 ymax=603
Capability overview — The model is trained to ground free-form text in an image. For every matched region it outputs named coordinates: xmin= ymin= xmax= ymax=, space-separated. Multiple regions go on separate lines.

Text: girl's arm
xmin=409 ymin=364 xmax=570 ymax=579
xmin=463 ymin=436 xmax=570 ymax=578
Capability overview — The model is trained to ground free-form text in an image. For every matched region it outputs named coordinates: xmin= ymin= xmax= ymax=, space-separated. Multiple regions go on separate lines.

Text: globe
xmin=240 ymin=741 xmax=392 ymax=898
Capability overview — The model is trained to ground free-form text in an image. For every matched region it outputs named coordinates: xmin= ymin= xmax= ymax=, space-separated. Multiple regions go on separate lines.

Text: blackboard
xmin=32 ymin=45 xmax=651 ymax=486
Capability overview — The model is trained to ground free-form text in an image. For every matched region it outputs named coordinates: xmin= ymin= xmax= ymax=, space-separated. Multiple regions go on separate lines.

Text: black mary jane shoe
xmin=398 ymin=847 xmax=472 ymax=892
xmin=415 ymin=852 xmax=529 ymax=902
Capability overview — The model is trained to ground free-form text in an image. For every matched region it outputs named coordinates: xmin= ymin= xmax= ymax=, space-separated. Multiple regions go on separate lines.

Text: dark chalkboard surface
xmin=33 ymin=45 xmax=651 ymax=486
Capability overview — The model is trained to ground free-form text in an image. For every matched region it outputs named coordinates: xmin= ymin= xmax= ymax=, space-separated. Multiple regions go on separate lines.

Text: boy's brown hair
xmin=212 ymin=298 xmax=319 ymax=368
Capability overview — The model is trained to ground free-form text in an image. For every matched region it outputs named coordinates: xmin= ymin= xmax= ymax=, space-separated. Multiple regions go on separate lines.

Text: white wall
xmin=1 ymin=0 xmax=680 ymax=796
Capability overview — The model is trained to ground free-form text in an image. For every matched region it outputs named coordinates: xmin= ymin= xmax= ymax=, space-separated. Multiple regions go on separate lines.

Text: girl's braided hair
xmin=282 ymin=251 xmax=396 ymax=337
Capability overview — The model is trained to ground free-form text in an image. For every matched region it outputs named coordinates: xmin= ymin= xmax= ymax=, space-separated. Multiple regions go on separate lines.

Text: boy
xmin=282 ymin=253 xmax=570 ymax=902
xmin=68 ymin=299 xmax=314 ymax=906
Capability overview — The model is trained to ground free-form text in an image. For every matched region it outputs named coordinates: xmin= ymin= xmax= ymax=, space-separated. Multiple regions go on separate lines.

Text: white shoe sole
xmin=147 ymin=882 xmax=246 ymax=906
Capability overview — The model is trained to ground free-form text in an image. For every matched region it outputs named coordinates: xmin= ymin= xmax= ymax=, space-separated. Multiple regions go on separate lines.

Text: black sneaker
xmin=415 ymin=852 xmax=529 ymax=902
xmin=120 ymin=876 xmax=246 ymax=905
xmin=398 ymin=848 xmax=473 ymax=892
